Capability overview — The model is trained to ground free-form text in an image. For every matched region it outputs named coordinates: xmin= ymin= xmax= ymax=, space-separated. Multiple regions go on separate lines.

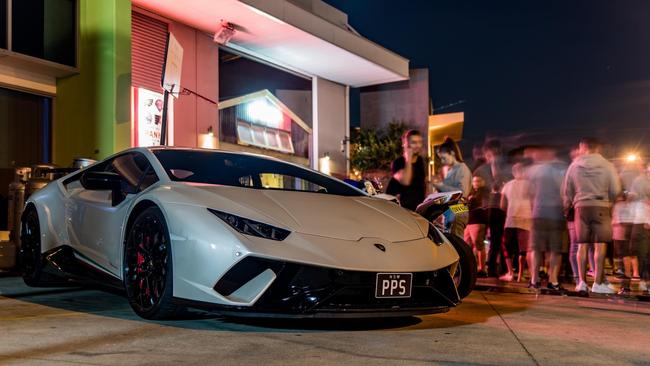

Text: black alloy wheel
xmin=124 ymin=206 xmax=182 ymax=319
xmin=444 ymin=232 xmax=477 ymax=299
xmin=19 ymin=206 xmax=44 ymax=287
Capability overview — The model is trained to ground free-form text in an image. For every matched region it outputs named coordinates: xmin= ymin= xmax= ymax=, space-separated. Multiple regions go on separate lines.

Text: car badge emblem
xmin=374 ymin=243 xmax=386 ymax=252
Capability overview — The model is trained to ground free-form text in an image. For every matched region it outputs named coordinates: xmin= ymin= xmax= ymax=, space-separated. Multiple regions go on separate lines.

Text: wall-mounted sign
xmin=133 ymin=87 xmax=164 ymax=147
xmin=161 ymin=32 xmax=183 ymax=98
xmin=245 ymin=99 xmax=283 ymax=128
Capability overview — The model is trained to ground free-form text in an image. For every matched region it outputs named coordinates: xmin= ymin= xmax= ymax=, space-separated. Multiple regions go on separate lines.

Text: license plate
xmin=449 ymin=203 xmax=468 ymax=214
xmin=375 ymin=273 xmax=412 ymax=298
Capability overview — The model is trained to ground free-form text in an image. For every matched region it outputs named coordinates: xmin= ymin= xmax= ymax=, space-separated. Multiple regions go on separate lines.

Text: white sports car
xmin=20 ymin=147 xmax=470 ymax=319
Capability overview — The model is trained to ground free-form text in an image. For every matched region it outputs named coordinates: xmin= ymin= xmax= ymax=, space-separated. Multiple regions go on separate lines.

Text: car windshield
xmin=152 ymin=149 xmax=364 ymax=197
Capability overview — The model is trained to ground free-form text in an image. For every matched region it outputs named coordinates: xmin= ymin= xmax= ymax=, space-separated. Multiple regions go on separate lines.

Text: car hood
xmin=182 ymin=184 xmax=426 ymax=242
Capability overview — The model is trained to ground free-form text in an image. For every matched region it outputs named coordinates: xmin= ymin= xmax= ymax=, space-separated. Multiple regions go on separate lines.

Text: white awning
xmin=132 ymin=0 xmax=409 ymax=87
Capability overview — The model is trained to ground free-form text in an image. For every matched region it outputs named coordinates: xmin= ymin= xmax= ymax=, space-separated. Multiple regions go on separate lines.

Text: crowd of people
xmin=386 ymin=130 xmax=650 ymax=294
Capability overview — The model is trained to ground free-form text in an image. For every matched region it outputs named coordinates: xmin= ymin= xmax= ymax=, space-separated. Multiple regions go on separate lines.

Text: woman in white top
xmin=629 ymin=163 xmax=650 ymax=293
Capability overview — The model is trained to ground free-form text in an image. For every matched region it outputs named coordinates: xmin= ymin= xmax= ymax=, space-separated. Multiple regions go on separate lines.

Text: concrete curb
xmin=476 ymin=282 xmax=650 ymax=302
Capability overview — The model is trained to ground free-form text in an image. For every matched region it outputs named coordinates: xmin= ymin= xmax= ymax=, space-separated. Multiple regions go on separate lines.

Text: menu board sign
xmin=134 ymin=87 xmax=164 ymax=147
xmin=162 ymin=32 xmax=183 ymax=98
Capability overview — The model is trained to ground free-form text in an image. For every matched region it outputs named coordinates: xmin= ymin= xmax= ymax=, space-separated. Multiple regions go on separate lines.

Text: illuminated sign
xmin=245 ymin=99 xmax=283 ymax=128
xmin=132 ymin=87 xmax=172 ymax=147
xmin=236 ymin=121 xmax=294 ymax=154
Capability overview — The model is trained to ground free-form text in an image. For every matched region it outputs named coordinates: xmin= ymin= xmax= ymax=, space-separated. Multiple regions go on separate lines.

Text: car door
xmin=67 ymin=152 xmax=158 ymax=277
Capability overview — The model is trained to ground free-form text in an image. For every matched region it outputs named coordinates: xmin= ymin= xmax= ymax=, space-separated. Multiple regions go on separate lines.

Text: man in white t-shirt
xmin=629 ymin=163 xmax=650 ymax=293
xmin=499 ymin=163 xmax=532 ymax=282
xmin=612 ymin=163 xmax=642 ymax=295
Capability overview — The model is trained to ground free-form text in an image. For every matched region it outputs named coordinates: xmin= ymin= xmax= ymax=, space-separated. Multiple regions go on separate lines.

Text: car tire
xmin=123 ymin=206 xmax=183 ymax=320
xmin=445 ymin=232 xmax=477 ymax=299
xmin=19 ymin=206 xmax=45 ymax=287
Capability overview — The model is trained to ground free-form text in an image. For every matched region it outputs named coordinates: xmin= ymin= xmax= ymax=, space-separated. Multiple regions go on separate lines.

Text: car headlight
xmin=427 ymin=223 xmax=445 ymax=246
xmin=208 ymin=208 xmax=291 ymax=241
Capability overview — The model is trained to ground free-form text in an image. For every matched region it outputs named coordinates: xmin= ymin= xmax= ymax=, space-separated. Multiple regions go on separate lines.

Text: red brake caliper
xmin=136 ymin=249 xmax=145 ymax=290
xmin=136 ymin=235 xmax=151 ymax=294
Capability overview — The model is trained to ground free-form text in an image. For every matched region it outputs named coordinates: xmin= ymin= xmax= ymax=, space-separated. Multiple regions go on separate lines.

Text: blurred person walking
xmin=474 ymin=139 xmax=513 ymax=189
xmin=386 ymin=130 xmax=427 ymax=211
xmin=475 ymin=140 xmax=512 ymax=277
xmin=465 ymin=175 xmax=490 ymax=276
xmin=612 ymin=191 xmax=638 ymax=283
xmin=566 ymin=147 xmax=596 ymax=284
xmin=527 ymin=146 xmax=568 ymax=290
xmin=472 ymin=145 xmax=487 ymax=172
xmin=612 ymin=161 xmax=642 ymax=293
xmin=629 ymin=162 xmax=650 ymax=293
xmin=499 ymin=163 xmax=532 ymax=282
xmin=562 ymin=138 xmax=621 ymax=294
xmin=486 ymin=182 xmax=506 ymax=277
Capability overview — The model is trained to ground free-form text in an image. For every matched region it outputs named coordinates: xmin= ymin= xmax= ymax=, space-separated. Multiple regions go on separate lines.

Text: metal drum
xmin=7 ymin=167 xmax=31 ymax=245
xmin=5 ymin=161 xmax=86 ymax=269
xmin=26 ymin=164 xmax=59 ymax=199
xmin=72 ymin=157 xmax=96 ymax=169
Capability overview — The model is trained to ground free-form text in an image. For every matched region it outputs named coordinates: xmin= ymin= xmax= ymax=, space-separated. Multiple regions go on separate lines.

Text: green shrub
xmin=350 ymin=121 xmax=412 ymax=173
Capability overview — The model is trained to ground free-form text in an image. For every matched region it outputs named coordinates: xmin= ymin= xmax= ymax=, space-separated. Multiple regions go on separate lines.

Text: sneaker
xmin=575 ymin=281 xmax=588 ymax=293
xmin=614 ymin=269 xmax=626 ymax=278
xmin=499 ymin=273 xmax=514 ymax=282
xmin=592 ymin=282 xmax=616 ymax=294
xmin=618 ymin=287 xmax=631 ymax=296
xmin=477 ymin=270 xmax=488 ymax=278
xmin=547 ymin=282 xmax=565 ymax=291
xmin=527 ymin=281 xmax=541 ymax=289
xmin=602 ymin=279 xmax=617 ymax=291
xmin=640 ymin=281 xmax=648 ymax=292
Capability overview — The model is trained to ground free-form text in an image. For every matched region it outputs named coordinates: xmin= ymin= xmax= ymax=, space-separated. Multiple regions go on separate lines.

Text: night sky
xmin=324 ymin=0 xmax=650 ymax=153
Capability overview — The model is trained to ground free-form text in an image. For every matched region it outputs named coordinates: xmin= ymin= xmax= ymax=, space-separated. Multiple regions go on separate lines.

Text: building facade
xmin=0 ymin=0 xmax=409 ymax=195
xmin=360 ymin=68 xmax=464 ymax=177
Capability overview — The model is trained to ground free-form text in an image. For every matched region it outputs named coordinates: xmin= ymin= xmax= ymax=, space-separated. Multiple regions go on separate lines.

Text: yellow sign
xmin=449 ymin=204 xmax=468 ymax=214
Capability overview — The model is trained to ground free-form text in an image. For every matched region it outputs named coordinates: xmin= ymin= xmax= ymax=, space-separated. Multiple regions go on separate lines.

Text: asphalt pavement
xmin=1 ymin=275 xmax=650 ymax=366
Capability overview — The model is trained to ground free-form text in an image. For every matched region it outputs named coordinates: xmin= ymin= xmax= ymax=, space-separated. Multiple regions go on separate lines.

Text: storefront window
xmin=219 ymin=92 xmax=308 ymax=158
xmin=0 ymin=87 xmax=51 ymax=229
xmin=12 ymin=0 xmax=76 ymax=66
xmin=219 ymin=49 xmax=312 ymax=163
xmin=0 ymin=0 xmax=6 ymax=49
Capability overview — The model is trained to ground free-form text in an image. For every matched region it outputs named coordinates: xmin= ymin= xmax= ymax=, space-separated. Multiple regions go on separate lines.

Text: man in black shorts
xmin=563 ymin=138 xmax=621 ymax=294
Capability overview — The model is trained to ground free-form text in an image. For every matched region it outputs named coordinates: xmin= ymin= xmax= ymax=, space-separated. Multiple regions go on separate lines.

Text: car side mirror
xmin=80 ymin=171 xmax=126 ymax=206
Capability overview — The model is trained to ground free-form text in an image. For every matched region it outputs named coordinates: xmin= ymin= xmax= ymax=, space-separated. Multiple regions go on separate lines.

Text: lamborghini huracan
xmin=20 ymin=147 xmax=469 ymax=319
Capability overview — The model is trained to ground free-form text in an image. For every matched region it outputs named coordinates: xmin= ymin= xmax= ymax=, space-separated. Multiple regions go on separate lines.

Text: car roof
xmin=146 ymin=146 xmax=287 ymax=162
